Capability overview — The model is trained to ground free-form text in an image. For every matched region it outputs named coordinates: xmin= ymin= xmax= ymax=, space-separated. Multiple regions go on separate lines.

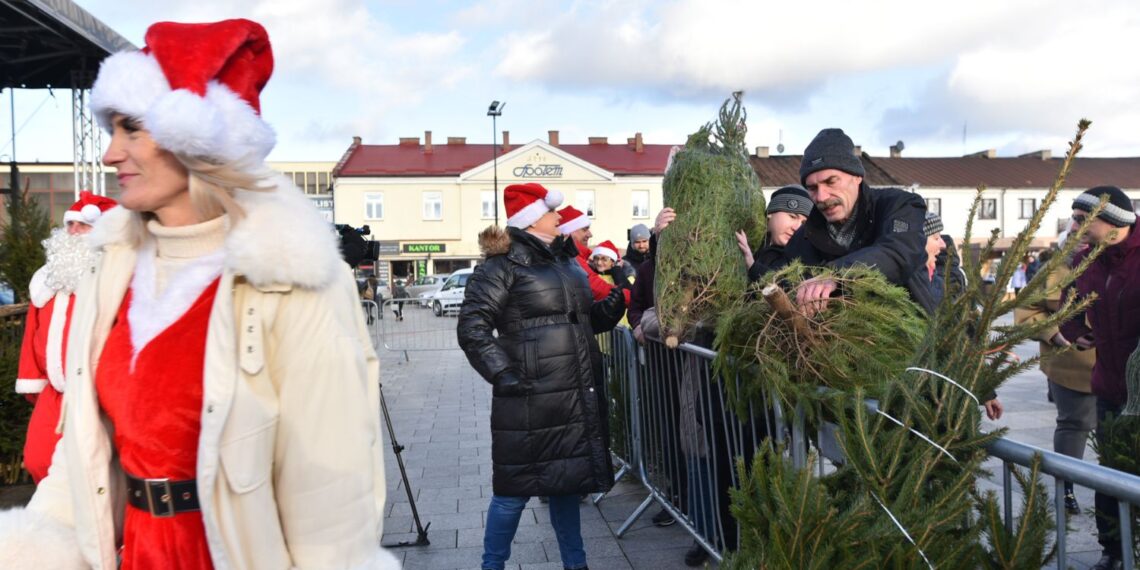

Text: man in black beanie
xmin=1060 ymin=185 xmax=1139 ymax=570
xmin=772 ymin=128 xmax=933 ymax=315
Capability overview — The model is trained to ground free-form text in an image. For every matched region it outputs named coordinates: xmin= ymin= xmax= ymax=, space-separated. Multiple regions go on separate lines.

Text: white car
xmin=430 ymin=268 xmax=473 ymax=316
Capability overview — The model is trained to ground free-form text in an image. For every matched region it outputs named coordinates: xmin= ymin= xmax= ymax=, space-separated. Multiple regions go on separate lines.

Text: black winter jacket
xmin=458 ymin=226 xmax=626 ymax=496
xmin=774 ymin=184 xmax=935 ymax=313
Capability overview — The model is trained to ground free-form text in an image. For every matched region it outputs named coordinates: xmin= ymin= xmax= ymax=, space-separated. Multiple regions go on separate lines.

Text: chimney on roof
xmin=1019 ymin=149 xmax=1052 ymax=160
xmin=548 ymin=130 xmax=560 ymax=146
xmin=399 ymin=136 xmax=420 ymax=146
xmin=634 ymin=132 xmax=644 ymax=153
xmin=424 ymin=131 xmax=433 ymax=154
xmin=889 ymin=145 xmax=902 ymax=158
xmin=755 ymin=146 xmax=769 ymax=158
xmin=588 ymin=136 xmax=608 ymax=145
xmin=852 ymin=145 xmax=862 ymax=156
xmin=502 ymin=130 xmax=510 ymax=152
xmin=965 ymin=148 xmax=997 ymax=159
xmin=352 ymin=136 xmax=362 ymax=146
xmin=447 ymin=137 xmax=466 ymax=145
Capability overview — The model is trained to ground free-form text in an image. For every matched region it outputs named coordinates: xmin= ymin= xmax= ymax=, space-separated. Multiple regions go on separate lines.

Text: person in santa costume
xmin=457 ymin=183 xmax=626 ymax=570
xmin=16 ymin=191 xmax=118 ymax=485
xmin=556 ymin=206 xmax=632 ymax=304
xmin=588 ymin=240 xmax=635 ymax=328
xmin=0 ymin=19 xmax=398 ymax=570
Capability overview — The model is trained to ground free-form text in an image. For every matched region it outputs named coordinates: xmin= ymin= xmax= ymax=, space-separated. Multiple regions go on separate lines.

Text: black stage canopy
xmin=1 ymin=0 xmax=134 ymax=89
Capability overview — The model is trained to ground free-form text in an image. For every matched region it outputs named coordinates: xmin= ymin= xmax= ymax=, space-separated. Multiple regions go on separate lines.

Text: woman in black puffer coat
xmin=458 ymin=183 xmax=626 ymax=570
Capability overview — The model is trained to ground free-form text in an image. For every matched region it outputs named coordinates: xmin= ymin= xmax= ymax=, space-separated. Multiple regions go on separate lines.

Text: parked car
xmin=405 ymin=274 xmax=447 ymax=306
xmin=430 ymin=268 xmax=473 ymax=316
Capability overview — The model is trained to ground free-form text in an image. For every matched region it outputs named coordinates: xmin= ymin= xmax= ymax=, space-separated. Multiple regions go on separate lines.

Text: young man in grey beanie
xmin=1059 ymin=185 xmax=1139 ymax=570
xmin=771 ymin=128 xmax=934 ymax=315
xmin=625 ymin=223 xmax=652 ymax=273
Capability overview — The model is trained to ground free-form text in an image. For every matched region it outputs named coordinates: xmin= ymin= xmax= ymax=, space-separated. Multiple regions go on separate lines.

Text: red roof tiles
xmin=335 ymin=142 xmax=677 ymax=177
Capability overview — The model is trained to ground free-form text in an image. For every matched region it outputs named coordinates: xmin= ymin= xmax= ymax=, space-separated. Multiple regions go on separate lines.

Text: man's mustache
xmin=816 ymin=198 xmax=842 ymax=209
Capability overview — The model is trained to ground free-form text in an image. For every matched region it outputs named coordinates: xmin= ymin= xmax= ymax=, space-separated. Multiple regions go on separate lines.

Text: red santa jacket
xmin=16 ymin=267 xmax=74 ymax=399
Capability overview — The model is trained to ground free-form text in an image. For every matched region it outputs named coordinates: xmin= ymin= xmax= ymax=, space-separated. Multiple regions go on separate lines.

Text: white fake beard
xmin=41 ymin=229 xmax=100 ymax=295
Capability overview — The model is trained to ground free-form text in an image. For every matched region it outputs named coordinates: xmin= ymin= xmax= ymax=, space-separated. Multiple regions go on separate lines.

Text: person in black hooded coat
xmin=457 ymin=182 xmax=626 ymax=570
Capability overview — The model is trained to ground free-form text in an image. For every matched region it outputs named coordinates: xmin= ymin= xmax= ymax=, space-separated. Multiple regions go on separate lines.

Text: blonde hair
xmin=124 ymin=154 xmax=274 ymax=246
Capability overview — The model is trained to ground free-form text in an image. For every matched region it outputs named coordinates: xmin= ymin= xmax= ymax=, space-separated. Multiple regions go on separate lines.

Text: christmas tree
xmin=655 ymin=92 xmax=765 ymax=348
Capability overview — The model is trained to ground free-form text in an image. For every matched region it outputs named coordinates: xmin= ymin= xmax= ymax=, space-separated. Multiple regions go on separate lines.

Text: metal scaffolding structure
xmin=70 ymin=71 xmax=102 ymax=196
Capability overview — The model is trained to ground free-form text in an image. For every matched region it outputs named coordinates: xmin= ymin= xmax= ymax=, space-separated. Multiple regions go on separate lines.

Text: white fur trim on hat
xmin=558 ymin=213 xmax=591 ymax=235
xmin=90 ymin=52 xmax=276 ymax=163
xmin=590 ymin=245 xmax=618 ymax=261
xmin=507 ymin=199 xmax=551 ymax=229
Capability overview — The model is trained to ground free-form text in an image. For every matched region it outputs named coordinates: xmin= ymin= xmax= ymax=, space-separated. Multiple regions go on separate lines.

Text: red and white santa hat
xmin=90 ymin=19 xmax=276 ymax=164
xmin=590 ymin=240 xmax=620 ymax=262
xmin=557 ymin=205 xmax=590 ymax=234
xmin=505 ymin=183 xmax=563 ymax=229
xmin=63 ymin=191 xmax=119 ymax=226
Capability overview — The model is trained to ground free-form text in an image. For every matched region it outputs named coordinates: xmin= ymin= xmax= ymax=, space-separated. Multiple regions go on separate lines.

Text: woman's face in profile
xmin=102 ymin=114 xmax=191 ymax=219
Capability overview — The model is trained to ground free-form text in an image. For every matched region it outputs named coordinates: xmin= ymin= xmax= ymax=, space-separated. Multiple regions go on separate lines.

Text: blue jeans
xmin=482 ymin=494 xmax=587 ymax=570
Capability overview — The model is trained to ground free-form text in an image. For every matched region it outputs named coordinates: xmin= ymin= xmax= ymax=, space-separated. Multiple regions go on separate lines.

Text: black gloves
xmin=493 ymin=370 xmax=530 ymax=396
xmin=608 ymin=266 xmax=632 ymax=290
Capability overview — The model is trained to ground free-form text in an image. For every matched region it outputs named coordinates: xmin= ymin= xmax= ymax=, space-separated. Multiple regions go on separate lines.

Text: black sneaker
xmin=651 ymin=508 xmax=676 ymax=527
xmin=1063 ymin=491 xmax=1079 ymax=516
xmin=684 ymin=542 xmax=710 ymax=567
xmin=1090 ymin=554 xmax=1122 ymax=570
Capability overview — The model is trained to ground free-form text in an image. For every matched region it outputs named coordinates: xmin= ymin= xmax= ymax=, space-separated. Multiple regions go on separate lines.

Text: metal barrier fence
xmin=363 ymin=298 xmax=459 ymax=359
xmin=598 ymin=324 xmax=1140 ymax=568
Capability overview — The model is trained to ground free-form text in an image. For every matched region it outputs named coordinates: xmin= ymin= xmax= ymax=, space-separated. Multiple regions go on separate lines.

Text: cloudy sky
xmin=3 ymin=0 xmax=1137 ymax=163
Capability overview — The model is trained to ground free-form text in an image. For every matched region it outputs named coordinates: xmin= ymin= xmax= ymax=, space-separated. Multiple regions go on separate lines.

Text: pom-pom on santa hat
xmin=90 ymin=19 xmax=276 ymax=164
xmin=557 ymin=205 xmax=590 ymax=234
xmin=505 ymin=183 xmax=563 ymax=229
xmin=63 ymin=191 xmax=119 ymax=225
xmin=590 ymin=240 xmax=619 ymax=262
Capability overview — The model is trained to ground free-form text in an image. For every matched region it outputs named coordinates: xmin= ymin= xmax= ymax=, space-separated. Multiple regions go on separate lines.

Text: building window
xmin=576 ymin=190 xmax=596 ymax=218
xmin=423 ymin=191 xmax=443 ymax=220
xmin=1019 ymin=198 xmax=1036 ymax=219
xmin=481 ymin=190 xmax=496 ymax=219
xmin=632 ymin=190 xmax=650 ymax=218
xmin=364 ymin=192 xmax=383 ymax=220
xmin=979 ymin=199 xmax=997 ymax=220
xmin=925 ymin=198 xmax=941 ymax=217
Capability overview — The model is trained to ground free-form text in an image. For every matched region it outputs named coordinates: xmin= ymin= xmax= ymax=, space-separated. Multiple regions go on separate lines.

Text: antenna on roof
xmin=776 ymin=129 xmax=784 ymax=154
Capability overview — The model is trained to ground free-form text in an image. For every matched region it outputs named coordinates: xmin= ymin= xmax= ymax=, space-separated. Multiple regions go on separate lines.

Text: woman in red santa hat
xmin=16 ymin=191 xmax=117 ymax=485
xmin=0 ymin=19 xmax=397 ymax=570
xmin=458 ymin=183 xmax=626 ymax=570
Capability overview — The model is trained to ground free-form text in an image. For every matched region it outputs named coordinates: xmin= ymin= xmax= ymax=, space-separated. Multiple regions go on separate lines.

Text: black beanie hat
xmin=799 ymin=128 xmax=866 ymax=185
xmin=923 ymin=211 xmax=944 ymax=237
xmin=767 ymin=184 xmax=813 ymax=217
xmin=1072 ymin=185 xmax=1136 ymax=228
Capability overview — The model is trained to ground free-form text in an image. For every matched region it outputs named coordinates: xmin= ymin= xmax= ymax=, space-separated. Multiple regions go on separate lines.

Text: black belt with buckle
xmin=125 ymin=473 xmax=200 ymax=518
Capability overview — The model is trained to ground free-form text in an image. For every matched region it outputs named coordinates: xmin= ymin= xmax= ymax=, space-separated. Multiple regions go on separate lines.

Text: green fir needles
xmin=655 ymin=92 xmax=765 ymax=347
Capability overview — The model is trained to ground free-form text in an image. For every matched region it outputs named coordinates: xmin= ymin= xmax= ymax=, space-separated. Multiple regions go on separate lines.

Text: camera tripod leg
xmin=379 ymin=384 xmax=431 ymax=547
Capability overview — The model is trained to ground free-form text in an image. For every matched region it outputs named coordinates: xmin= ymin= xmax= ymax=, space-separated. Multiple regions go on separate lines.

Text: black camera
xmin=335 ymin=224 xmax=381 ymax=267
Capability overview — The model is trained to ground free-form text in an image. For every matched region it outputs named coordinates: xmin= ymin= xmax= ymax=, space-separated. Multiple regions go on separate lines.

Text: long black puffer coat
xmin=458 ymin=226 xmax=626 ymax=497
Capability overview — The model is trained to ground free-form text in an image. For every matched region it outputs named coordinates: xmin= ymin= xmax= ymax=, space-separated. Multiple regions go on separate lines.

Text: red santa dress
xmin=16 ymin=269 xmax=76 ymax=483
xmin=96 ymin=279 xmax=220 ymax=570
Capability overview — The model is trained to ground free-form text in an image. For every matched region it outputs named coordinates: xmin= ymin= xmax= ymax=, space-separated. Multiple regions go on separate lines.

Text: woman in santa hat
xmin=16 ymin=191 xmax=117 ymax=486
xmin=458 ymin=183 xmax=626 ymax=570
xmin=0 ymin=19 xmax=396 ymax=570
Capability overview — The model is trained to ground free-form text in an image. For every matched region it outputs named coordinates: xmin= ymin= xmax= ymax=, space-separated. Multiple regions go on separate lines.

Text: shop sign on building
xmin=376 ymin=241 xmax=400 ymax=255
xmin=403 ymin=243 xmax=447 ymax=254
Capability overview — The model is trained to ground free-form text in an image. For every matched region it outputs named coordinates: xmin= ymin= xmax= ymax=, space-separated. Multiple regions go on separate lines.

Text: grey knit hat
xmin=799 ymin=128 xmax=865 ymax=185
xmin=1072 ymin=185 xmax=1136 ymax=228
xmin=924 ymin=211 xmax=944 ymax=237
xmin=767 ymin=185 xmax=813 ymax=217
xmin=630 ymin=223 xmax=651 ymax=241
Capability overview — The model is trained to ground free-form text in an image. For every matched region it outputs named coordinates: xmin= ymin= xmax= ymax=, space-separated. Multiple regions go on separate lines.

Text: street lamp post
xmin=487 ymin=101 xmax=505 ymax=226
